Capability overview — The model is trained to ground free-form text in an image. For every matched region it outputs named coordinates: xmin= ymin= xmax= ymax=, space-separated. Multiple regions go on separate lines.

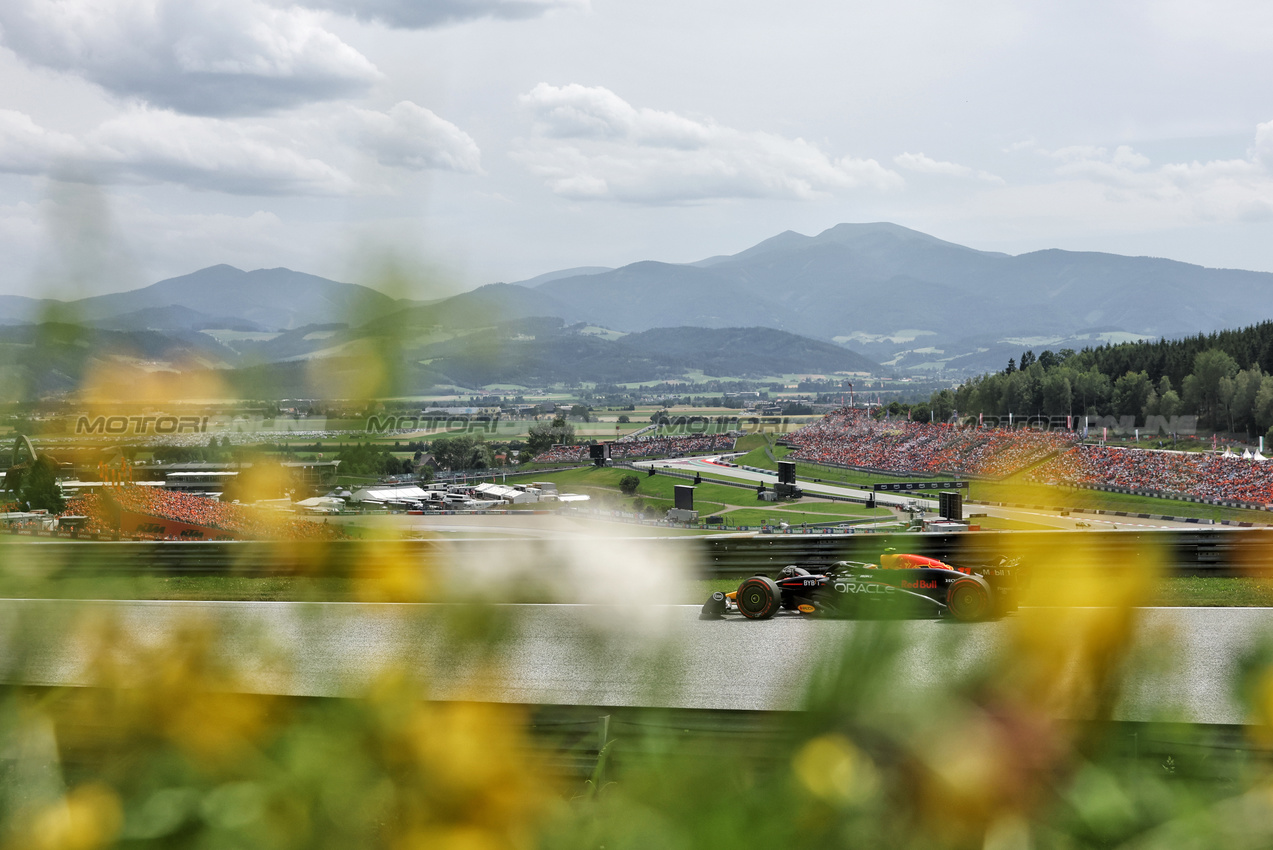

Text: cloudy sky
xmin=3 ymin=0 xmax=1273 ymax=300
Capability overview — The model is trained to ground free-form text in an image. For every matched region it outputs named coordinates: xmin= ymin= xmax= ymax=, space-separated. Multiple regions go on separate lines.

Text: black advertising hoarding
xmin=939 ymin=491 xmax=963 ymax=521
xmin=674 ymin=485 xmax=695 ymax=511
xmin=872 ymin=481 xmax=969 ymax=492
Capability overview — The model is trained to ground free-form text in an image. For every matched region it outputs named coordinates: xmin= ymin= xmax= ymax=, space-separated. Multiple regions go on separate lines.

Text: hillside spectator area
xmin=61 ymin=486 xmax=343 ymax=540
xmin=1027 ymin=446 xmax=1273 ymax=505
xmin=532 ymin=433 xmax=738 ymax=464
xmin=785 ymin=409 xmax=1078 ymax=478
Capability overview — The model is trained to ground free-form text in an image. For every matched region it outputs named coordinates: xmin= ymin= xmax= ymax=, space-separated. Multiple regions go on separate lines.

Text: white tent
xmin=1242 ymin=448 xmax=1254 ymax=459
xmin=1256 ymin=451 xmax=1268 ymax=462
xmin=296 ymin=496 xmax=345 ymax=513
xmin=351 ymin=485 xmax=430 ymax=503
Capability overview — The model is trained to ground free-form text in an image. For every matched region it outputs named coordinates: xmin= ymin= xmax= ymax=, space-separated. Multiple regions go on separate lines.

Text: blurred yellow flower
xmin=791 ymin=734 xmax=878 ymax=806
xmin=18 ymin=784 xmax=122 ymax=850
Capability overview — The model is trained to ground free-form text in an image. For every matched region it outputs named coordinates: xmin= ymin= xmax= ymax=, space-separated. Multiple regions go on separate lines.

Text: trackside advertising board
xmin=873 ymin=481 xmax=969 ymax=492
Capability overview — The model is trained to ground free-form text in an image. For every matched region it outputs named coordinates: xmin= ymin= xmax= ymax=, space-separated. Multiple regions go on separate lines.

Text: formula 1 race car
xmin=700 ymin=552 xmax=1022 ymax=622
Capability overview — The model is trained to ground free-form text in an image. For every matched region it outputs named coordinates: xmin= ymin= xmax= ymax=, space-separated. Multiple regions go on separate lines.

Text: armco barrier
xmin=5 ymin=528 xmax=1273 ymax=578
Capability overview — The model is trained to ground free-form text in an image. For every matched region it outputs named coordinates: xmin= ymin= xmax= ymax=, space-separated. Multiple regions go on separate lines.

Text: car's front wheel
xmin=946 ymin=575 xmax=992 ymax=622
xmin=736 ymin=576 xmax=780 ymax=620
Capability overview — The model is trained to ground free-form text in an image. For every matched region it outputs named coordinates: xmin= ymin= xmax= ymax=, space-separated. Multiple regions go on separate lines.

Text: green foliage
xmin=618 ymin=474 xmax=640 ymax=496
xmin=429 ymin=434 xmax=494 ymax=470
xmin=945 ymin=342 xmax=1273 ymax=432
xmin=334 ymin=443 xmax=414 ymax=477
xmin=18 ymin=454 xmax=64 ymax=512
xmin=526 ymin=417 xmax=575 ymax=456
xmin=1112 ymin=370 xmax=1153 ymax=417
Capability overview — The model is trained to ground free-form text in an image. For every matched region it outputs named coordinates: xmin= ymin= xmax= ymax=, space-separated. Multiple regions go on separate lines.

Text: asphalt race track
xmin=1 ymin=600 xmax=1265 ymax=725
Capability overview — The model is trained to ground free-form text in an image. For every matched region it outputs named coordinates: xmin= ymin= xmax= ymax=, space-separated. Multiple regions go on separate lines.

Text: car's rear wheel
xmin=946 ymin=576 xmax=992 ymax=622
xmin=736 ymin=576 xmax=780 ymax=620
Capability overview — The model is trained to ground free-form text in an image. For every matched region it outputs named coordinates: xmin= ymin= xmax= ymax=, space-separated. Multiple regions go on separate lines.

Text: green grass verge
xmin=766 ymin=502 xmax=890 ymax=515
xmin=971 ymin=480 xmax=1273 ymax=524
xmin=0 ymin=575 xmax=355 ymax=602
xmin=732 ymin=433 xmax=769 ymax=453
xmin=964 ymin=516 xmax=1059 ymax=531
xmin=504 ymin=463 xmax=900 ymax=523
xmin=512 ymin=466 xmax=769 ymax=509
xmin=1152 ymin=576 xmax=1273 ymax=606
xmin=714 ymin=507 xmax=890 ymax=527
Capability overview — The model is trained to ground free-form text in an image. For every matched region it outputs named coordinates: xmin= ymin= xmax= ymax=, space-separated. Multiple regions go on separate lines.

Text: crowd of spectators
xmin=532 ymin=433 xmax=737 ymax=464
xmin=1026 ymin=446 xmax=1273 ymax=505
xmin=785 ymin=409 xmax=1079 ymax=478
xmin=60 ymin=486 xmax=344 ymax=540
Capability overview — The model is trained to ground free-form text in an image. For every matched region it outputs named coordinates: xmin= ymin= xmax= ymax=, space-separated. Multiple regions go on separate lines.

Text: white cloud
xmin=346 ymin=101 xmax=482 ymax=173
xmin=0 ymin=0 xmax=380 ymax=115
xmin=0 ymin=108 xmax=353 ymax=194
xmin=87 ymin=108 xmax=356 ymax=195
xmin=1254 ymin=119 xmax=1273 ymax=163
xmin=0 ymin=103 xmax=485 ymax=195
xmin=515 ymin=84 xmax=901 ymax=203
xmin=0 ymin=110 xmax=86 ymax=174
xmin=292 ymin=0 xmax=587 ymax=28
xmin=893 ymin=151 xmax=1004 ymax=184
xmin=995 ymin=132 xmax=1273 ymax=225
xmin=894 ymin=152 xmax=973 ymax=177
xmin=121 ymin=205 xmax=299 ymax=278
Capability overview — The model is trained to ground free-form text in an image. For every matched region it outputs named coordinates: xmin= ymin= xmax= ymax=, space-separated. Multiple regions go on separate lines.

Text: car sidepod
xmin=967 ymin=563 xmax=1021 ymax=617
xmin=776 ymin=572 xmax=829 ymax=613
xmin=824 ymin=569 xmax=948 ymax=619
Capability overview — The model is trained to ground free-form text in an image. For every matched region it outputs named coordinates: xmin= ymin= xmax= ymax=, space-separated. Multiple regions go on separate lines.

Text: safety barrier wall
xmin=2 ymin=528 xmax=1272 ymax=578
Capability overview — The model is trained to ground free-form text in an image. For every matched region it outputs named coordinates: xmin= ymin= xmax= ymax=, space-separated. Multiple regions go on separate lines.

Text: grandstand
xmin=1027 ymin=445 xmax=1273 ymax=505
xmin=784 ymin=409 xmax=1078 ymax=478
xmin=532 ymin=433 xmax=737 ymax=464
xmin=60 ymin=485 xmax=344 ymax=541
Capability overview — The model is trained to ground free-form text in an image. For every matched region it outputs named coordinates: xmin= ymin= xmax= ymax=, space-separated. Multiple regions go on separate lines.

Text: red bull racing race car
xmin=700 ymin=552 xmax=1022 ymax=622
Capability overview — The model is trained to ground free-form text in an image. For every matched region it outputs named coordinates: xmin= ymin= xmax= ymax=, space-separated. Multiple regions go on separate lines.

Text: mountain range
xmin=3 ymin=222 xmax=1273 ymax=398
xmin=0 ymin=265 xmax=398 ymax=332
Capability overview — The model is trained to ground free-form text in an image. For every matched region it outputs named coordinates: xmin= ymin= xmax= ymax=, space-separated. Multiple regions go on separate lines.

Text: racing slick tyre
xmin=736 ymin=576 xmax=781 ymax=620
xmin=946 ymin=575 xmax=992 ymax=622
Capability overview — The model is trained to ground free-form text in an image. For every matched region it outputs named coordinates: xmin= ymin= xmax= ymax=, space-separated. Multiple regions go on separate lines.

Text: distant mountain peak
xmin=812 ymin=222 xmax=1004 ymax=256
xmin=512 ymin=266 xmax=613 ymax=288
xmin=187 ymin=264 xmax=244 ymax=276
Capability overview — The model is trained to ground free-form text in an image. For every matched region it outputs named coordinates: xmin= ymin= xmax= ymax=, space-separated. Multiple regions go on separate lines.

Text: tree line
xmin=933 ymin=320 xmax=1273 ymax=441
